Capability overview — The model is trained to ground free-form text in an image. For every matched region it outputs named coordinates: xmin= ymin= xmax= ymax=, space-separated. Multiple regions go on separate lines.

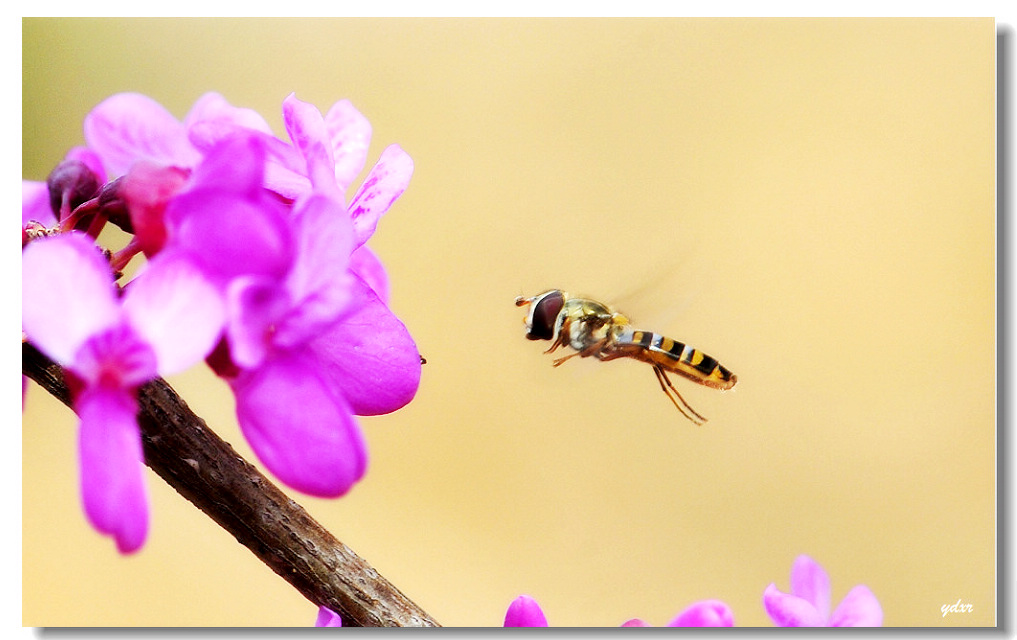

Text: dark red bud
xmin=47 ymin=160 xmax=100 ymax=221
xmin=97 ymin=177 xmax=133 ymax=233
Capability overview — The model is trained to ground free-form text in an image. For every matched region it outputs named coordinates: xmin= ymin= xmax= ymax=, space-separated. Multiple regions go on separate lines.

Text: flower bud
xmin=97 ymin=177 xmax=133 ymax=234
xmin=47 ymin=160 xmax=100 ymax=221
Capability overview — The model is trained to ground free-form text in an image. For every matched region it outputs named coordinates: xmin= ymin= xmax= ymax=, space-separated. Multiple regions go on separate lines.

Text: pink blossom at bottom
xmin=315 ymin=606 xmax=342 ymax=627
xmin=622 ymin=599 xmax=734 ymax=627
xmin=503 ymin=595 xmax=548 ymax=627
xmin=763 ymin=555 xmax=882 ymax=627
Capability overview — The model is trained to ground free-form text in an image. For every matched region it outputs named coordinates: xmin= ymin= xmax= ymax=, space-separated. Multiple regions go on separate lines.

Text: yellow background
xmin=22 ymin=18 xmax=995 ymax=627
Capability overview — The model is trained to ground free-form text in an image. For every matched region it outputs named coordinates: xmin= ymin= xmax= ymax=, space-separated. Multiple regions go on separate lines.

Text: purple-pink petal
xmin=164 ymin=136 xmax=293 ymax=286
xmin=315 ymin=606 xmax=342 ymax=627
xmin=503 ymin=595 xmax=548 ymax=627
xmin=83 ymin=93 xmax=201 ymax=178
xmin=184 ymin=92 xmax=274 ymax=149
xmin=348 ymin=244 xmax=390 ymax=304
xmin=223 ymin=275 xmax=287 ymax=369
xmin=789 ymin=554 xmax=831 ymax=620
xmin=231 ymin=351 xmax=367 ymax=497
xmin=180 ymin=131 xmax=263 ymax=198
xmin=763 ymin=583 xmax=827 ymax=627
xmin=668 ymin=600 xmax=735 ymax=627
xmin=122 ymin=253 xmax=225 ymax=375
xmin=620 ymin=619 xmax=651 ymax=627
xmin=22 ymin=233 xmax=120 ymax=365
xmin=76 ymin=384 xmax=149 ymax=554
xmin=72 ymin=323 xmax=159 ymax=390
xmin=308 ymin=276 xmax=421 ymax=416
xmin=283 ymin=94 xmax=339 ymax=197
xmin=324 ymin=99 xmax=372 ymax=192
xmin=284 ymin=192 xmax=354 ymax=323
xmin=829 ymin=585 xmax=883 ymax=627
xmin=22 ymin=180 xmax=55 ymax=227
xmin=348 ymin=144 xmax=413 ymax=247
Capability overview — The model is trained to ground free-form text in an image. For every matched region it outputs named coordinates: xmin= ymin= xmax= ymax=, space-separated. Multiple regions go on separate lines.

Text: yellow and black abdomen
xmin=617 ymin=330 xmax=737 ymax=390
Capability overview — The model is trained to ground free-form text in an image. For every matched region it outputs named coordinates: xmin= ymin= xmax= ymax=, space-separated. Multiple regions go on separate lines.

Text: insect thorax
xmin=560 ymin=298 xmax=630 ymax=352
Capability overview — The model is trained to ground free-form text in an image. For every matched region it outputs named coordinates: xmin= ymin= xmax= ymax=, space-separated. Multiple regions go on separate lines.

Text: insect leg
xmin=652 ymin=364 xmax=708 ymax=425
xmin=542 ymin=333 xmax=565 ymax=355
xmin=552 ymin=351 xmax=581 ymax=367
xmin=552 ymin=338 xmax=609 ymax=367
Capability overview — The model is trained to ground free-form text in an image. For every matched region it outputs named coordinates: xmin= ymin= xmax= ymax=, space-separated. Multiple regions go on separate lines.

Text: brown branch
xmin=22 ymin=341 xmax=439 ymax=628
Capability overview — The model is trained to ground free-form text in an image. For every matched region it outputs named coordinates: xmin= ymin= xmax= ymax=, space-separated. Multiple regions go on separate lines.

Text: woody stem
xmin=21 ymin=341 xmax=439 ymax=628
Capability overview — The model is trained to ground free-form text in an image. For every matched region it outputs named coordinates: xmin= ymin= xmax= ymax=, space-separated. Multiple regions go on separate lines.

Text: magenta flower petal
xmin=23 ymin=180 xmax=56 ymax=226
xmin=76 ymin=384 xmax=149 ymax=554
xmin=83 ymin=93 xmax=201 ymax=177
xmin=763 ymin=583 xmax=826 ymax=627
xmin=620 ymin=619 xmax=651 ymax=627
xmin=349 ymin=244 xmax=390 ymax=304
xmin=165 ymin=136 xmax=293 ymax=285
xmin=503 ymin=595 xmax=548 ymax=627
xmin=348 ymin=144 xmax=413 ymax=246
xmin=72 ymin=323 xmax=159 ymax=390
xmin=668 ymin=600 xmax=735 ymax=627
xmin=224 ymin=275 xmax=286 ymax=369
xmin=122 ymin=253 xmax=225 ymax=375
xmin=231 ymin=351 xmax=367 ymax=497
xmin=282 ymin=94 xmax=338 ymax=196
xmin=184 ymin=92 xmax=274 ymax=147
xmin=315 ymin=606 xmax=342 ymax=627
xmin=324 ymin=99 xmax=371 ymax=192
xmin=182 ymin=131 xmax=263 ymax=197
xmin=789 ymin=555 xmax=831 ymax=620
xmin=766 ymin=555 xmax=882 ymax=627
xmin=22 ymin=233 xmax=119 ymax=364
xmin=309 ymin=276 xmax=421 ymax=416
xmin=283 ymin=192 xmax=354 ymax=327
xmin=829 ymin=585 xmax=883 ymax=627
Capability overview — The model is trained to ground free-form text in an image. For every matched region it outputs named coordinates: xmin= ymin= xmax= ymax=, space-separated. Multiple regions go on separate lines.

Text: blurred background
xmin=22 ymin=18 xmax=995 ymax=626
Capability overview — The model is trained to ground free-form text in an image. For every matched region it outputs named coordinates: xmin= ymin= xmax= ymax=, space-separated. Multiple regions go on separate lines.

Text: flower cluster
xmin=22 ymin=92 xmax=421 ymax=553
xmin=502 ymin=555 xmax=882 ymax=627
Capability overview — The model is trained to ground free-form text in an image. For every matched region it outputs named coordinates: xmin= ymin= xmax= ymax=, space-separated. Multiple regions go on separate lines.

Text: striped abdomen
xmin=612 ymin=330 xmax=737 ymax=390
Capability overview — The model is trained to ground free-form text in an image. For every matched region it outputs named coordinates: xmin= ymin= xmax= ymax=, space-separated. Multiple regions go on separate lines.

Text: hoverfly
xmin=515 ymin=289 xmax=736 ymax=424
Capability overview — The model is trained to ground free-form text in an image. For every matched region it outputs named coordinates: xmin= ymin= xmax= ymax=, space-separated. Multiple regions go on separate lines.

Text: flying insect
xmin=515 ymin=289 xmax=736 ymax=424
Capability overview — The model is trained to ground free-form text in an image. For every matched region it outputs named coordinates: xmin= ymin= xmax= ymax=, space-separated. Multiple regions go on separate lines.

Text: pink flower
xmin=78 ymin=91 xmax=409 ymax=302
xmin=503 ymin=595 xmax=548 ymax=627
xmin=21 ymin=232 xmax=224 ymax=553
xmin=315 ymin=606 xmax=342 ymax=627
xmin=144 ymin=107 xmax=417 ymax=497
xmin=763 ymin=555 xmax=883 ymax=626
xmin=23 ymin=91 xmax=422 ymax=548
xmin=622 ymin=599 xmax=735 ymax=627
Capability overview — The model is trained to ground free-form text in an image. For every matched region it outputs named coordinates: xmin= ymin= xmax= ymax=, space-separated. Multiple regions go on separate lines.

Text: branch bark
xmin=22 ymin=341 xmax=440 ymax=627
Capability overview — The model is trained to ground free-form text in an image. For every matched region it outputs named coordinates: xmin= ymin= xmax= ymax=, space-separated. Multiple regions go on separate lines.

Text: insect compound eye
xmin=525 ymin=290 xmax=565 ymax=341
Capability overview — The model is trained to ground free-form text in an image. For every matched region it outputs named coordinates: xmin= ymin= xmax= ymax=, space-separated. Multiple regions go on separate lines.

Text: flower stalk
xmin=22 ymin=341 xmax=439 ymax=627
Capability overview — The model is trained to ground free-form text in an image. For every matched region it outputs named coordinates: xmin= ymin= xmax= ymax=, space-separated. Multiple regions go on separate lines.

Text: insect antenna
xmin=652 ymin=364 xmax=708 ymax=425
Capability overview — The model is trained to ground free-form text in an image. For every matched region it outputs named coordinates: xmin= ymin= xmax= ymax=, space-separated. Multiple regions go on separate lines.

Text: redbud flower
xmin=763 ymin=554 xmax=883 ymax=626
xmin=315 ymin=606 xmax=342 ymax=627
xmin=22 ymin=232 xmax=224 ymax=553
xmin=503 ymin=595 xmax=549 ymax=627
xmin=25 ymin=90 xmax=421 ymax=539
xmin=621 ymin=599 xmax=735 ymax=627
